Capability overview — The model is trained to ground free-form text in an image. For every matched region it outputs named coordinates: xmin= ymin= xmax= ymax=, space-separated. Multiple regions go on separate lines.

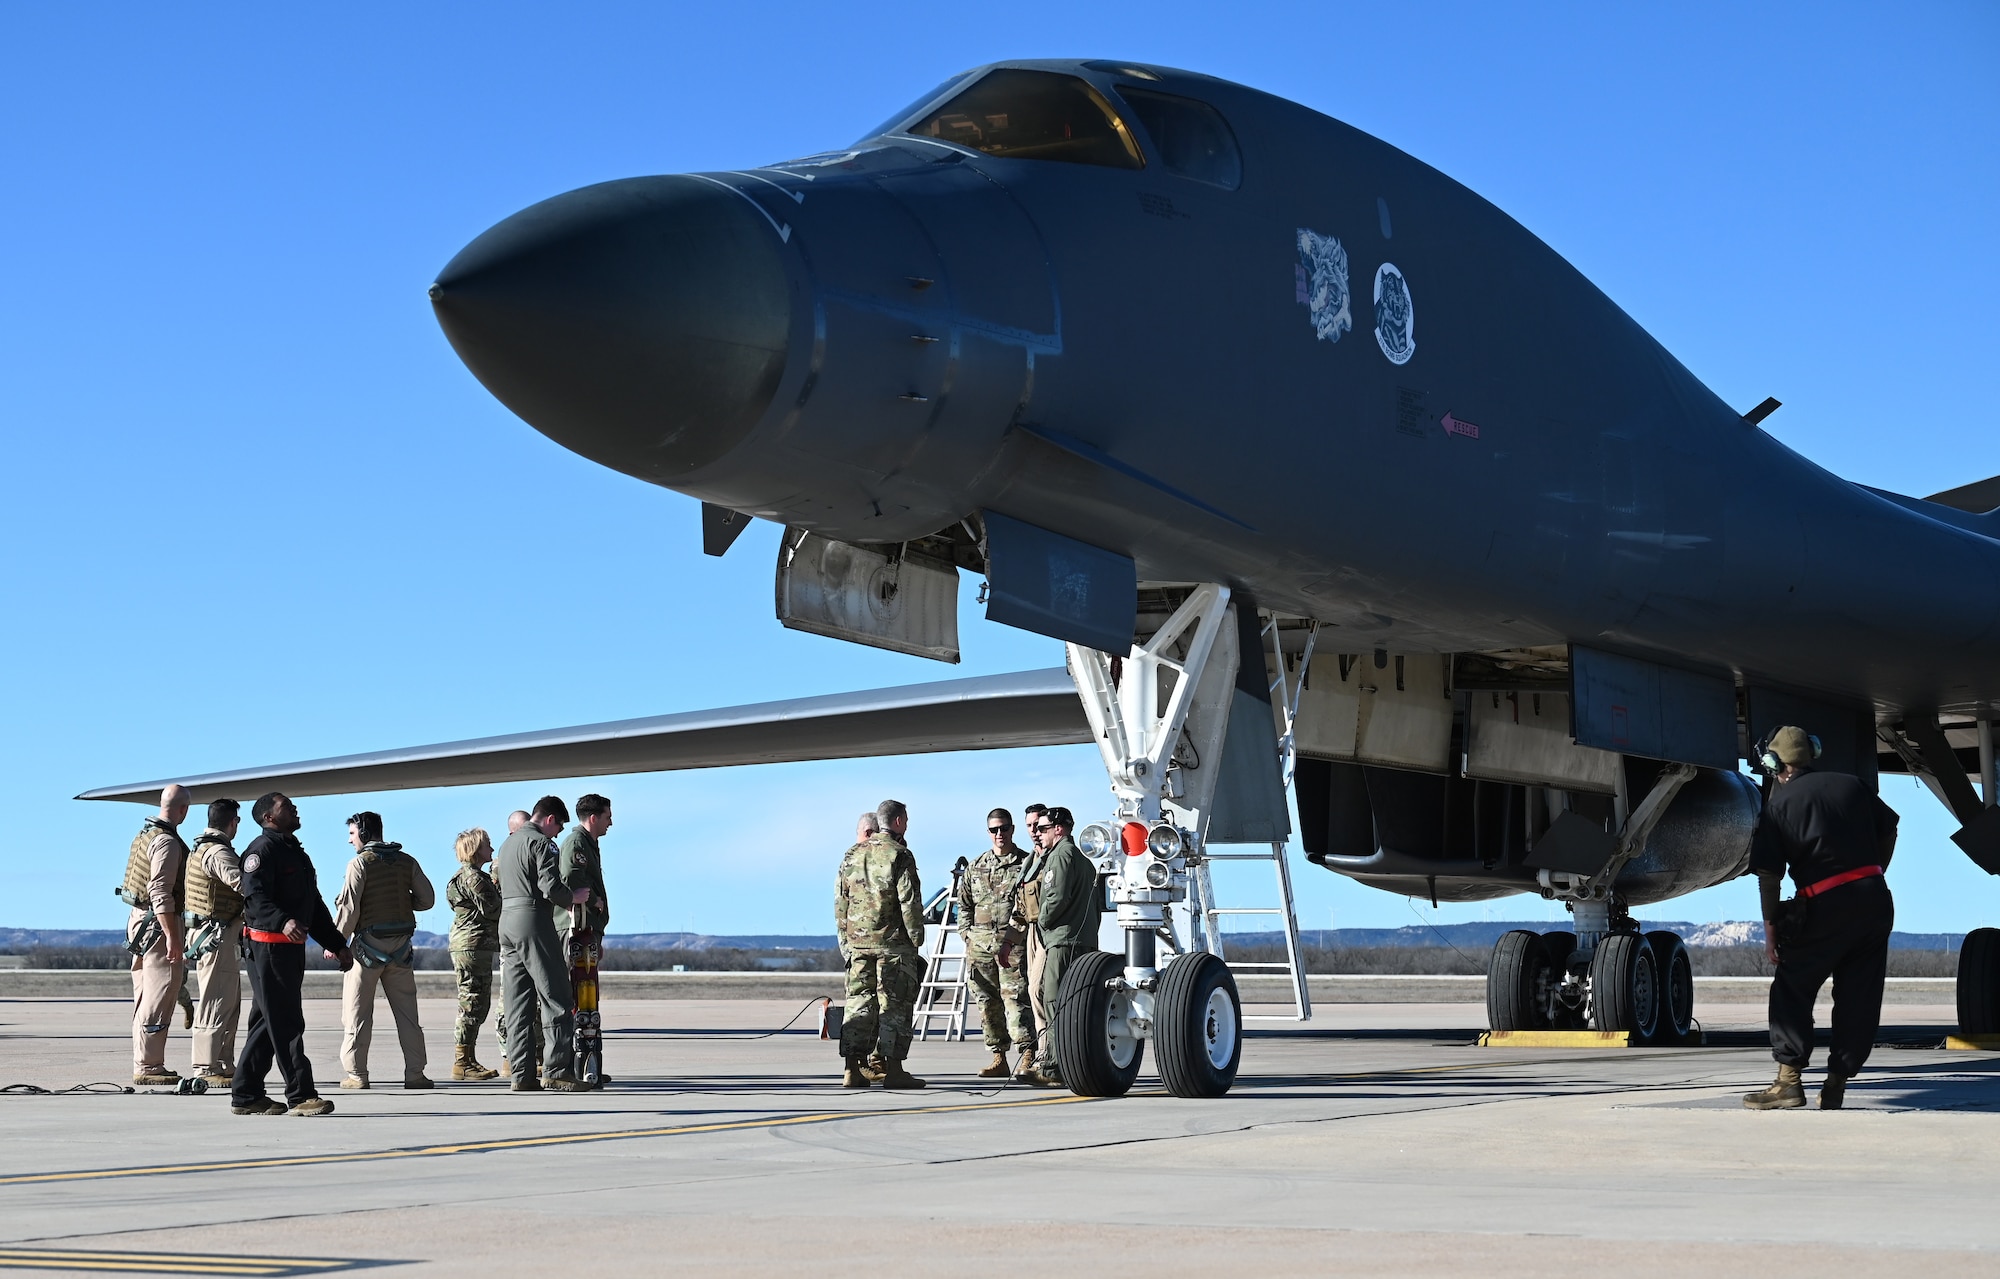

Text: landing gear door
xmin=1162 ymin=603 xmax=1292 ymax=845
xmin=776 ymin=527 xmax=960 ymax=663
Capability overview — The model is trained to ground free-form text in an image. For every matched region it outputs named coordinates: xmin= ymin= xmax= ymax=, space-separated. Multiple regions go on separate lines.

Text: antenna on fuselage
xmin=1742 ymin=397 xmax=1782 ymax=427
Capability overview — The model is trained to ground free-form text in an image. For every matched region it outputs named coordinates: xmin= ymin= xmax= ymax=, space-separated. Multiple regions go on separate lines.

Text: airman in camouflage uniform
xmin=446 ymin=828 xmax=502 ymax=1080
xmin=834 ymin=799 xmax=926 ymax=1090
xmin=1005 ymin=804 xmax=1053 ymax=1082
xmin=957 ymin=808 xmax=1036 ymax=1078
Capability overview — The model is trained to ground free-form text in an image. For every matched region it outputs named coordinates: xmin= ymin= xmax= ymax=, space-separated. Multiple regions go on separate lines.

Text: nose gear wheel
xmin=1154 ymin=951 xmax=1242 ymax=1097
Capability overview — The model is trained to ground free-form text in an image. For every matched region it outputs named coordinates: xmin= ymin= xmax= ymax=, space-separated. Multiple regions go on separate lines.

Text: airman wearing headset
xmin=1741 ymin=725 xmax=1899 ymax=1111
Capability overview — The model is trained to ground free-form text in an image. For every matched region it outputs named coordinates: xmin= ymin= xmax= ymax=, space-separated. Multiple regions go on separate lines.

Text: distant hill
xmin=1222 ymin=923 xmax=1966 ymax=952
xmin=7 ymin=922 xmax=1966 ymax=952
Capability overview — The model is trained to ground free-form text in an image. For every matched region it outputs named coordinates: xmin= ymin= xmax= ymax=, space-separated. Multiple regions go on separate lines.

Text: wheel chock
xmin=1477 ymin=1028 xmax=1706 ymax=1048
xmin=1944 ymin=1033 xmax=2000 ymax=1050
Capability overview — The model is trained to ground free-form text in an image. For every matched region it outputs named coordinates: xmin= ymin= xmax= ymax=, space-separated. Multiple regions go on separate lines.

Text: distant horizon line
xmin=3 ymin=920 xmax=1972 ymax=951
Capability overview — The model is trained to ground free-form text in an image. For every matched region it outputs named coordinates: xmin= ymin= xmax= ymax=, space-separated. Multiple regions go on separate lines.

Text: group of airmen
xmin=120 ymin=785 xmax=614 ymax=1115
xmin=835 ymin=799 xmax=1097 ymax=1090
xmin=122 ymin=780 xmax=1101 ymax=1110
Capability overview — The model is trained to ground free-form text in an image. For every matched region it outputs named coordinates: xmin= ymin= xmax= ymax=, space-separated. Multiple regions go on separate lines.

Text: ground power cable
xmin=1404 ymin=898 xmax=1483 ymax=972
xmin=617 ymin=995 xmax=832 ymax=1042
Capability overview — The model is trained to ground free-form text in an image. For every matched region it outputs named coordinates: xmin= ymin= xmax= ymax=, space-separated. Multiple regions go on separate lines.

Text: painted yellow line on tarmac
xmin=0 ymin=1247 xmax=353 ymax=1274
xmin=0 ymin=1092 xmax=1101 ymax=1187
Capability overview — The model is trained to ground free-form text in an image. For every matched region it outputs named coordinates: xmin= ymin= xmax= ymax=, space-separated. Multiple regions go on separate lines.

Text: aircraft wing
xmin=76 ymin=668 xmax=1089 ymax=805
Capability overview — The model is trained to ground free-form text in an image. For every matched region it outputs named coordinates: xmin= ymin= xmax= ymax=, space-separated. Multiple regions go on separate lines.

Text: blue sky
xmin=3 ymin=3 xmax=1995 ymax=938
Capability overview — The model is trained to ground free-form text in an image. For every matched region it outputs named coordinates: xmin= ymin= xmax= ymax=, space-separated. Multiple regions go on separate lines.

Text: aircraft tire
xmin=1956 ymin=928 xmax=2000 ymax=1035
xmin=1054 ymin=950 xmax=1143 ymax=1097
xmin=1589 ymin=933 xmax=1660 ymax=1040
xmin=1154 ymin=951 xmax=1241 ymax=1098
xmin=1486 ymin=930 xmax=1553 ymax=1031
xmin=1646 ymin=930 xmax=1694 ymax=1042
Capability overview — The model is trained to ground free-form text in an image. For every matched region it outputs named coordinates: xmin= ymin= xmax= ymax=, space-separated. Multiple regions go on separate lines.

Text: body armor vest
xmin=355 ymin=845 xmax=418 ymax=932
xmin=184 ymin=836 xmax=244 ymax=923
xmin=122 ymin=820 xmax=186 ymax=913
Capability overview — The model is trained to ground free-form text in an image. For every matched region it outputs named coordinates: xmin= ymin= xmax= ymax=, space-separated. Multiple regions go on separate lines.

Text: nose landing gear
xmin=1059 ymin=583 xmax=1250 ymax=1099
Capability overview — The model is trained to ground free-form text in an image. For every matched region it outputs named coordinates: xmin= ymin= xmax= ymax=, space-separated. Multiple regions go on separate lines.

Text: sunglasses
xmin=988 ymin=824 xmax=1014 ymax=834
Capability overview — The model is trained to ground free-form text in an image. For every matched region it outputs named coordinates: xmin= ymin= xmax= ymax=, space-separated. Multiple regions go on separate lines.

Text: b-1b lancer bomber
xmin=87 ymin=60 xmax=2000 ymax=1097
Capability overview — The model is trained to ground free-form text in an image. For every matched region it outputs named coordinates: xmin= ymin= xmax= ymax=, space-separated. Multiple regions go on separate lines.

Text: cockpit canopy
xmin=892 ymin=67 xmax=1244 ymax=188
xmin=907 ymin=68 xmax=1143 ymax=169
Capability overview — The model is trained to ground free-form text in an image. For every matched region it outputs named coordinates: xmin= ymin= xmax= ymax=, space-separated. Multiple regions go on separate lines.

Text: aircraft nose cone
xmin=431 ymin=177 xmax=791 ymax=482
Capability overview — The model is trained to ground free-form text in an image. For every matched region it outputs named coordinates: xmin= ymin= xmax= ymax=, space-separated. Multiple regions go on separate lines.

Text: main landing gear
xmin=1958 ymin=928 xmax=2000 ymax=1035
xmin=1487 ymin=913 xmax=1694 ymax=1043
xmin=1487 ymin=763 xmax=1699 ymax=1044
xmin=1056 ymin=584 xmax=1247 ymax=1098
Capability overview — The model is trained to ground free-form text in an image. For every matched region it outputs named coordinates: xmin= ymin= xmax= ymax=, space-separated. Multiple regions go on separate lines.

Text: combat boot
xmin=339 ymin=1076 xmax=369 ymax=1090
xmin=882 ymin=1059 xmax=927 ymax=1090
xmin=543 ymin=1073 xmax=590 ymax=1093
xmin=861 ymin=1055 xmax=887 ymax=1083
xmin=510 ymin=1073 xmax=542 ymax=1092
xmin=289 ymin=1096 xmax=335 ymax=1117
xmin=978 ymin=1051 xmax=1010 ymax=1079
xmin=842 ymin=1057 xmax=872 ymax=1089
xmin=230 ymin=1097 xmax=288 ymax=1116
xmin=1820 ymin=1071 xmax=1849 ymax=1110
xmin=453 ymin=1047 xmax=499 ymax=1081
xmin=1742 ymin=1063 xmax=1806 ymax=1110
xmin=404 ymin=1075 xmax=435 ymax=1090
xmin=132 ymin=1066 xmax=180 ymax=1087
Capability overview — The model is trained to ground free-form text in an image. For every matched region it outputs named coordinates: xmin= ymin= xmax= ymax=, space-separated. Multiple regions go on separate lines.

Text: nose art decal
xmin=1295 ymin=228 xmax=1352 ymax=343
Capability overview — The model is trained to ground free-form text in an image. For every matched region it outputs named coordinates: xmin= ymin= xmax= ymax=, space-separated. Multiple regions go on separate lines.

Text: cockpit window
xmin=858 ymin=71 xmax=980 ymax=142
xmin=906 ymin=69 xmax=1143 ymax=170
xmin=1119 ymin=88 xmax=1241 ymax=189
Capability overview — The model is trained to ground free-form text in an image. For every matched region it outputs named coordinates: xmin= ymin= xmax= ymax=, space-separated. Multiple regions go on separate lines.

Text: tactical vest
xmin=184 ymin=836 xmax=244 ymax=923
xmin=354 ymin=845 xmax=418 ymax=932
xmin=122 ymin=820 xmax=186 ymax=913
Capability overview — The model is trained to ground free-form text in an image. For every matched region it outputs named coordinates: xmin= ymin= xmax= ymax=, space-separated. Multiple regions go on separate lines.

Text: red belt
xmin=1800 ymin=865 xmax=1884 ymax=898
xmin=245 ymin=928 xmax=300 ymax=945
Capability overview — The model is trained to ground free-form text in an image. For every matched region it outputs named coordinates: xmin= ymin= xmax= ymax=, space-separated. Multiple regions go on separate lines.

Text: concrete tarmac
xmin=0 ymin=992 xmax=1996 ymax=1276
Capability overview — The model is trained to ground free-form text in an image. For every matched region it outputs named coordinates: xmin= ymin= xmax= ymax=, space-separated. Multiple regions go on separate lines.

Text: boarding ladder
xmin=912 ymin=859 xmax=971 ymax=1041
xmin=1178 ymin=616 xmax=1319 ymax=1022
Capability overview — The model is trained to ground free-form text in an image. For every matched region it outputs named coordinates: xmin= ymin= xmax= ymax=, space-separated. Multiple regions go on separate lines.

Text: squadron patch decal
xmin=1373 ymin=262 xmax=1415 ymax=365
xmin=242 ymin=853 xmax=261 ymax=874
xmin=1295 ymin=229 xmax=1352 ymax=343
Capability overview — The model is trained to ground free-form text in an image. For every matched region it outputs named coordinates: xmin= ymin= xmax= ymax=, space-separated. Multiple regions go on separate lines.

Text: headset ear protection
xmin=1758 ymin=728 xmax=1823 ymax=775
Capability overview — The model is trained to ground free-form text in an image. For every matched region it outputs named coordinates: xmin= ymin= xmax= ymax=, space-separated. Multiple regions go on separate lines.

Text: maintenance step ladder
xmin=1170 ymin=613 xmax=1319 ymax=1023
xmin=913 ymin=861 xmax=971 ymax=1041
xmin=1185 ymin=843 xmax=1313 ymax=1023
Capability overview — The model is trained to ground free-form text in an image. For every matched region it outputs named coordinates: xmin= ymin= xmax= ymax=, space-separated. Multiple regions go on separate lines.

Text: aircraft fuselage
xmin=431 ymin=59 xmax=1999 ymax=718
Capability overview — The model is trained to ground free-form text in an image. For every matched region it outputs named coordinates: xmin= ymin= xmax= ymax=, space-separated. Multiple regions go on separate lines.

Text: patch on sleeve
xmin=242 ymin=853 xmax=261 ymax=874
xmin=1042 ymin=869 xmax=1054 ymax=886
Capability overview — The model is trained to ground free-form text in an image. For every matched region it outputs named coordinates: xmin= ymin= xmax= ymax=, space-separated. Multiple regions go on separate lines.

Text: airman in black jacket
xmin=231 ymin=792 xmax=351 ymax=1117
